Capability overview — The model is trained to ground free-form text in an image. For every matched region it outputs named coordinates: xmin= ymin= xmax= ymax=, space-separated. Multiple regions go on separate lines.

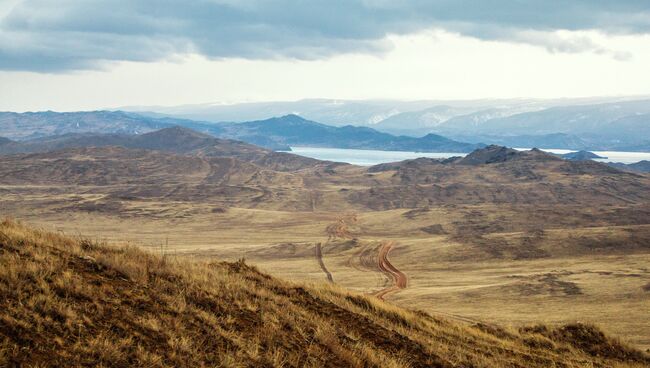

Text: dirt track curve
xmin=373 ymin=241 xmax=408 ymax=300
xmin=315 ymin=214 xmax=359 ymax=282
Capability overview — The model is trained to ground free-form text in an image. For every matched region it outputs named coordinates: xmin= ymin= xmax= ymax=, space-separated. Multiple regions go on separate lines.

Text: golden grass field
xmin=2 ymin=218 xmax=649 ymax=367
xmin=7 ymin=200 xmax=650 ymax=352
xmin=1 ymin=145 xmax=649 ymax=355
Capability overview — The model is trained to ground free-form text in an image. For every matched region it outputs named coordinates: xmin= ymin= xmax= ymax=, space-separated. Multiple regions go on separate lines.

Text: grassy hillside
xmin=1 ymin=219 xmax=648 ymax=367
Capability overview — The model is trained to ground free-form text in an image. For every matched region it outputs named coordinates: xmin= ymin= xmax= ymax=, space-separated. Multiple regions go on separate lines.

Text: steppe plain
xmin=2 ymin=138 xmax=649 ymax=350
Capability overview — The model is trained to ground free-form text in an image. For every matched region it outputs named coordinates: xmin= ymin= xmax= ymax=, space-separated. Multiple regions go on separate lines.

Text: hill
xmin=453 ymin=146 xmax=560 ymax=166
xmin=0 ymin=126 xmax=324 ymax=172
xmin=609 ymin=160 xmax=650 ymax=173
xmin=0 ymin=111 xmax=482 ymax=153
xmin=0 ymin=110 xmax=179 ymax=140
xmin=1 ymin=219 xmax=648 ymax=367
xmin=560 ymin=151 xmax=607 ymax=161
xmin=216 ymin=114 xmax=483 ymax=152
xmin=2 ymin=143 xmax=650 ymax=350
xmin=1 ymin=144 xmax=645 ymax=212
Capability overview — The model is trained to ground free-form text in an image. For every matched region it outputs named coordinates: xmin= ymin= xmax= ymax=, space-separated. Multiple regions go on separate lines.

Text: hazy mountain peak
xmin=278 ymin=113 xmax=307 ymax=121
xmin=141 ymin=125 xmax=213 ymax=140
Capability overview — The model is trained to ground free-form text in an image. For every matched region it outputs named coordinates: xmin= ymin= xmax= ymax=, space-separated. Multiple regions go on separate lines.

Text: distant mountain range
xmin=0 ymin=110 xmax=174 ymax=140
xmin=369 ymin=100 xmax=650 ymax=151
xmin=123 ymin=96 xmax=639 ymax=127
xmin=209 ymin=114 xmax=482 ymax=152
xmin=3 ymin=96 xmax=650 ymax=153
xmin=123 ymin=97 xmax=650 ymax=151
xmin=0 ymin=111 xmax=483 ymax=153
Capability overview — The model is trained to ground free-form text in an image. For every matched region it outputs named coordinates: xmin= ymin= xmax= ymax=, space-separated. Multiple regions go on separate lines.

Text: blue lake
xmin=289 ymin=147 xmax=464 ymax=166
xmin=289 ymin=146 xmax=650 ymax=166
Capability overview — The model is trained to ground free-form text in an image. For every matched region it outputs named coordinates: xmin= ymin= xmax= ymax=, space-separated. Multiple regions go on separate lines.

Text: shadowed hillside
xmin=1 ymin=219 xmax=648 ymax=367
xmin=0 ymin=126 xmax=324 ymax=172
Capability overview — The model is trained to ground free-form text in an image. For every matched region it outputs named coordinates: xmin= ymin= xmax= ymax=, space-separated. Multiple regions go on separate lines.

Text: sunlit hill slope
xmin=1 ymin=220 xmax=648 ymax=367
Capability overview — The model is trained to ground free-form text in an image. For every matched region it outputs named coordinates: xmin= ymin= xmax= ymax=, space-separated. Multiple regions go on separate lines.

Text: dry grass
xmin=1 ymin=219 xmax=649 ymax=367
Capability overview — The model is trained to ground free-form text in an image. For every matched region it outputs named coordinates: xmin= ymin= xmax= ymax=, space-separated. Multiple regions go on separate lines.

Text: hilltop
xmin=560 ymin=150 xmax=607 ymax=161
xmin=1 ymin=219 xmax=648 ymax=367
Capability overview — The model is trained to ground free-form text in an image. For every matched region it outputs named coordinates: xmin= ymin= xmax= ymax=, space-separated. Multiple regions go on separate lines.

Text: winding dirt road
xmin=317 ymin=215 xmax=409 ymax=300
xmin=373 ymin=241 xmax=408 ymax=300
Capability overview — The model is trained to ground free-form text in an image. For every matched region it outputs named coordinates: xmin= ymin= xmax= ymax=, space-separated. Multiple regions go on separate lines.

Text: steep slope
xmin=217 ymin=114 xmax=483 ymax=152
xmin=1 ymin=219 xmax=648 ymax=368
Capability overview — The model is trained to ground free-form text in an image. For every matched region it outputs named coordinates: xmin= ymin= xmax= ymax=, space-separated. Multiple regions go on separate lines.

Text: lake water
xmin=518 ymin=149 xmax=650 ymax=165
xmin=289 ymin=147 xmax=464 ymax=166
xmin=289 ymin=146 xmax=650 ymax=166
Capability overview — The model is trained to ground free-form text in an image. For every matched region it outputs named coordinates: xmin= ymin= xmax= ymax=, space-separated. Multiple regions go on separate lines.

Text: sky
xmin=1 ymin=0 xmax=650 ymax=112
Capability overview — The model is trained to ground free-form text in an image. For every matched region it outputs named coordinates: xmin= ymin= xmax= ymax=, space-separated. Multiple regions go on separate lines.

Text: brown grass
xmin=1 ymin=219 xmax=649 ymax=367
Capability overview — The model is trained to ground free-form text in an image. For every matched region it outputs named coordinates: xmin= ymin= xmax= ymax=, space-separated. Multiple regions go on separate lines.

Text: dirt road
xmin=373 ymin=241 xmax=408 ymax=300
xmin=316 ymin=214 xmax=358 ymax=282
xmin=315 ymin=242 xmax=334 ymax=283
xmin=325 ymin=214 xmax=357 ymax=241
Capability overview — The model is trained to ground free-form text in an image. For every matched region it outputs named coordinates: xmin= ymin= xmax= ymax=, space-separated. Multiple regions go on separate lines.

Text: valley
xmin=4 ymin=3 xmax=650 ymax=365
xmin=2 ymin=134 xmax=649 ymax=350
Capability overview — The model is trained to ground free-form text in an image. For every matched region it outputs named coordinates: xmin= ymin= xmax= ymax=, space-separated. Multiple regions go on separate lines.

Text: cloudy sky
xmin=1 ymin=0 xmax=650 ymax=111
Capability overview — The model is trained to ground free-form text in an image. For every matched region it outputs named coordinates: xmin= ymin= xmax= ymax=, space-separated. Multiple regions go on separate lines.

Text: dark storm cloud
xmin=1 ymin=0 xmax=649 ymax=72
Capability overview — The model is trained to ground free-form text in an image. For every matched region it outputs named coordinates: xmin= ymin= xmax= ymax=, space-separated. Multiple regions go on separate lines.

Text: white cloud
xmin=1 ymin=0 xmax=650 ymax=71
xmin=1 ymin=29 xmax=649 ymax=111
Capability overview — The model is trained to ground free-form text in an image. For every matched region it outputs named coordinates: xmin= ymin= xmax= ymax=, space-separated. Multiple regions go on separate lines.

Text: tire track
xmin=316 ymin=214 xmax=357 ymax=283
xmin=373 ymin=241 xmax=408 ymax=300
xmin=315 ymin=242 xmax=334 ymax=283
